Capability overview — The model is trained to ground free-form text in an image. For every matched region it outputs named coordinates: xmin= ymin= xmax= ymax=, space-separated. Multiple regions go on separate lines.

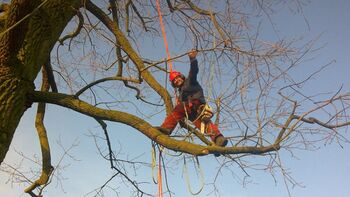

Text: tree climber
xmin=157 ymin=50 xmax=228 ymax=149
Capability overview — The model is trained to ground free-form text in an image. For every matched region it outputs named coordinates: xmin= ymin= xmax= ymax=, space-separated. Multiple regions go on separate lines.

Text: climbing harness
xmin=186 ymin=103 xmax=214 ymax=134
xmin=197 ymin=104 xmax=214 ymax=133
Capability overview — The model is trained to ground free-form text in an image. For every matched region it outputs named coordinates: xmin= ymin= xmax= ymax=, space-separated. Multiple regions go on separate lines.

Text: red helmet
xmin=169 ymin=70 xmax=183 ymax=82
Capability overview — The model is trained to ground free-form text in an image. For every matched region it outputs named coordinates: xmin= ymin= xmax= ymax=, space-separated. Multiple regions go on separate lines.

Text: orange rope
xmin=155 ymin=0 xmax=173 ymax=72
xmin=155 ymin=0 xmax=179 ymax=103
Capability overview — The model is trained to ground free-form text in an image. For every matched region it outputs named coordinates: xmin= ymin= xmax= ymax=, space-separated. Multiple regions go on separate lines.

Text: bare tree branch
xmin=58 ymin=9 xmax=84 ymax=45
xmin=24 ymin=63 xmax=54 ymax=195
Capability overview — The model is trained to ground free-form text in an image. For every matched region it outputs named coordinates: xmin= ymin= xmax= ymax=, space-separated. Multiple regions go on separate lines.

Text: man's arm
xmin=188 ymin=50 xmax=198 ymax=84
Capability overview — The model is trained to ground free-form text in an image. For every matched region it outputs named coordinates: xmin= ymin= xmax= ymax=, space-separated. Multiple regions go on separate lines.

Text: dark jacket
xmin=178 ymin=58 xmax=206 ymax=104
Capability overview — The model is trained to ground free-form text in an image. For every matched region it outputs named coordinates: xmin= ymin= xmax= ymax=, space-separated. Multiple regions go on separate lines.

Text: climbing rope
xmin=155 ymin=0 xmax=173 ymax=73
xmin=158 ymin=149 xmax=163 ymax=197
xmin=155 ymin=0 xmax=180 ymax=104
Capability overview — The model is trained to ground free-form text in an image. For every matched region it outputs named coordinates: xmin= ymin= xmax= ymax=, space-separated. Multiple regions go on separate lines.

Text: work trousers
xmin=160 ymin=100 xmax=223 ymax=142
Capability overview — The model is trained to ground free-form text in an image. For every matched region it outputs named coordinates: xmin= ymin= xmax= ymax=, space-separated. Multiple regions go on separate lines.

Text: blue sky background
xmin=1 ymin=0 xmax=350 ymax=197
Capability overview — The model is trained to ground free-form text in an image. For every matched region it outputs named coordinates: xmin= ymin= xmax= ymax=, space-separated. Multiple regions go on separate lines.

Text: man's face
xmin=173 ymin=76 xmax=184 ymax=87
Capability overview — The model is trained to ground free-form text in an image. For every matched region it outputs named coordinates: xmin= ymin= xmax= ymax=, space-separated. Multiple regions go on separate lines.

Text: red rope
xmin=155 ymin=0 xmax=173 ymax=73
xmin=158 ymin=150 xmax=163 ymax=197
xmin=155 ymin=0 xmax=179 ymax=104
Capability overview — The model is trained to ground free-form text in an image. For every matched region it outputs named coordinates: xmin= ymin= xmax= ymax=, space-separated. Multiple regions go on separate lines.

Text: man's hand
xmin=188 ymin=49 xmax=197 ymax=59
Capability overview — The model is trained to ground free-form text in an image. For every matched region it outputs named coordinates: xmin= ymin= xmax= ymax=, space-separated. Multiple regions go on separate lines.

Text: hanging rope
xmin=155 ymin=0 xmax=173 ymax=73
xmin=151 ymin=142 xmax=164 ymax=197
xmin=155 ymin=0 xmax=179 ymax=104
xmin=151 ymin=142 xmax=158 ymax=184
xmin=183 ymin=156 xmax=205 ymax=195
xmin=158 ymin=149 xmax=163 ymax=197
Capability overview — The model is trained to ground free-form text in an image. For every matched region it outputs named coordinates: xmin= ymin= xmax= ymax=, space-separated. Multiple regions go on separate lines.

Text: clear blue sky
xmin=1 ymin=0 xmax=350 ymax=197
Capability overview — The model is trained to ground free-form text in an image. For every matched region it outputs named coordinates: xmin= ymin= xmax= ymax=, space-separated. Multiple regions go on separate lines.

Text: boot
xmin=155 ymin=126 xmax=171 ymax=135
xmin=215 ymin=135 xmax=228 ymax=147
xmin=214 ymin=135 xmax=228 ymax=157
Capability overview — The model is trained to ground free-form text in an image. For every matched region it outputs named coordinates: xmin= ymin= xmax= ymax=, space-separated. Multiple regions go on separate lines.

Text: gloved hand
xmin=188 ymin=49 xmax=197 ymax=59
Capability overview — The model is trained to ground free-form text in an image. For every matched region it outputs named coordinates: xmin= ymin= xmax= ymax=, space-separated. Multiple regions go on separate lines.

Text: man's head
xmin=169 ymin=70 xmax=185 ymax=88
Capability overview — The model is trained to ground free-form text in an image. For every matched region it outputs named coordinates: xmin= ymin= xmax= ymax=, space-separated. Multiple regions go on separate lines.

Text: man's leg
xmin=158 ymin=103 xmax=186 ymax=135
xmin=192 ymin=120 xmax=228 ymax=146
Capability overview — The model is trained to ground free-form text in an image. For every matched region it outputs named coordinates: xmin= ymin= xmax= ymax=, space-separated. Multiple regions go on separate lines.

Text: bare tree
xmin=0 ymin=0 xmax=349 ymax=196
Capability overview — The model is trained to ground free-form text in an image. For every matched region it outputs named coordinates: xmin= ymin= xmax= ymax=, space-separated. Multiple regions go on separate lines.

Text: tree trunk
xmin=0 ymin=70 xmax=34 ymax=164
xmin=0 ymin=0 xmax=81 ymax=164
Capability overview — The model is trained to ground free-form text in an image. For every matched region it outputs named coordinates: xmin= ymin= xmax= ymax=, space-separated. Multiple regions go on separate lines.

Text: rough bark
xmin=0 ymin=73 xmax=34 ymax=164
xmin=0 ymin=0 xmax=82 ymax=164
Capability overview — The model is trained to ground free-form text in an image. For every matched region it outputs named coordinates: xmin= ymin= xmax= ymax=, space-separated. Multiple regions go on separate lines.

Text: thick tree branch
xmin=31 ymin=91 xmax=281 ymax=156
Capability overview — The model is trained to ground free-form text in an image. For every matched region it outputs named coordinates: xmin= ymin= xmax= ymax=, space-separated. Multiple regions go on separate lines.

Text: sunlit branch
xmin=25 ymin=63 xmax=54 ymax=196
xmin=32 ymin=91 xmax=283 ymax=156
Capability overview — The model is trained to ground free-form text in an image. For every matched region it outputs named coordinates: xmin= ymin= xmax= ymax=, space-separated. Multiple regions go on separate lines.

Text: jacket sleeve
xmin=188 ymin=57 xmax=199 ymax=84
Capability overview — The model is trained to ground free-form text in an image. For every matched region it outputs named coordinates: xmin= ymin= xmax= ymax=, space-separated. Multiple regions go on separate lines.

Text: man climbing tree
xmin=1 ymin=0 xmax=350 ymax=196
xmin=157 ymin=50 xmax=228 ymax=149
